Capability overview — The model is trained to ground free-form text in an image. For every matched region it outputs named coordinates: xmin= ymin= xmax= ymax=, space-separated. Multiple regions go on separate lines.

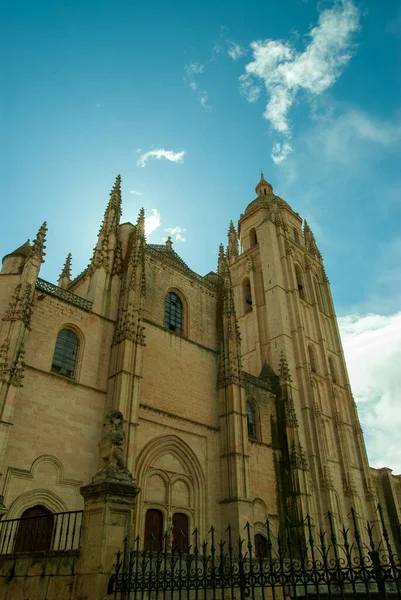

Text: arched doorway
xmin=14 ymin=505 xmax=54 ymax=552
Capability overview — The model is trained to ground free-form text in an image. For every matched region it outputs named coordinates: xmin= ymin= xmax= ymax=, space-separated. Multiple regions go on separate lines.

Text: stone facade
xmin=0 ymin=173 xmax=399 ymax=553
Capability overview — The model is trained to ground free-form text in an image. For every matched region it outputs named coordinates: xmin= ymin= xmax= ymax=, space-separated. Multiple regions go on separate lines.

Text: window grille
xmin=51 ymin=329 xmax=78 ymax=378
xmin=164 ymin=292 xmax=183 ymax=335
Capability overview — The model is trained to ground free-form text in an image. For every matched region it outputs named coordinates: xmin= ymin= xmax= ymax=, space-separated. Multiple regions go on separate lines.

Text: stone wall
xmin=0 ymin=550 xmax=78 ymax=600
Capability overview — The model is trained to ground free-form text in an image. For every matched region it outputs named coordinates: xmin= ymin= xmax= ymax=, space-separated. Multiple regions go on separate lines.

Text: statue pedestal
xmin=74 ymin=478 xmax=140 ymax=599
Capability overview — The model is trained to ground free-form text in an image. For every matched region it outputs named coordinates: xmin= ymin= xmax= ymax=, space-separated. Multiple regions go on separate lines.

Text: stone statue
xmin=93 ymin=410 xmax=132 ymax=483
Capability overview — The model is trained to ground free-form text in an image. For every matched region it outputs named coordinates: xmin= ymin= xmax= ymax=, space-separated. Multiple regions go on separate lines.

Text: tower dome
xmin=255 ymin=172 xmax=273 ymax=197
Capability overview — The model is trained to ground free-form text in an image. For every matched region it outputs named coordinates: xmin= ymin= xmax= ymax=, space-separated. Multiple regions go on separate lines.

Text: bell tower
xmin=228 ymin=174 xmax=377 ymax=527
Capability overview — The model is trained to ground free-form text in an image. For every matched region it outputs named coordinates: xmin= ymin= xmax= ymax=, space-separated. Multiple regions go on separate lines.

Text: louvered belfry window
xmin=164 ymin=292 xmax=183 ymax=335
xmin=51 ymin=329 xmax=78 ymax=378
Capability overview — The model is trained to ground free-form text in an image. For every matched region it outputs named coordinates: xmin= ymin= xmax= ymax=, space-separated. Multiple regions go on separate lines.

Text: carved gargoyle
xmin=93 ymin=409 xmax=133 ymax=483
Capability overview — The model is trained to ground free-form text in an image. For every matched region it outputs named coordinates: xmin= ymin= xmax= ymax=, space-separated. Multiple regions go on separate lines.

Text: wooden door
xmin=172 ymin=512 xmax=189 ymax=551
xmin=144 ymin=509 xmax=163 ymax=551
xmin=14 ymin=505 xmax=54 ymax=553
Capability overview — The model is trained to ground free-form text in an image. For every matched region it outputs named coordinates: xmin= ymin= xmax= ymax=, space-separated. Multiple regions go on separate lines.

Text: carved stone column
xmin=73 ymin=410 xmax=141 ymax=599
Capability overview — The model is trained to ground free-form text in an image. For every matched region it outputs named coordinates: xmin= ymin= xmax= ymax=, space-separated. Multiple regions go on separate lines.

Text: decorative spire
xmin=58 ymin=253 xmax=72 ymax=289
xmin=61 ymin=253 xmax=72 ymax=278
xmin=136 ymin=207 xmax=145 ymax=237
xmin=30 ymin=222 xmax=47 ymax=263
xmin=303 ymin=220 xmax=322 ymax=259
xmin=89 ymin=176 xmax=123 ymax=274
xmin=216 ymin=241 xmax=242 ymax=389
xmin=100 ymin=175 xmax=122 ymax=236
xmin=226 ymin=221 xmax=239 ymax=261
xmin=165 ymin=236 xmax=173 ymax=251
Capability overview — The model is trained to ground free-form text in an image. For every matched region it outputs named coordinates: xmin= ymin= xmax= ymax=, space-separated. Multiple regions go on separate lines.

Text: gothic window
xmin=254 ymin=533 xmax=268 ymax=557
xmin=308 ymin=345 xmax=317 ymax=373
xmin=242 ymin=278 xmax=252 ymax=313
xmin=14 ymin=505 xmax=54 ymax=553
xmin=295 ymin=265 xmax=306 ymax=301
xmin=172 ymin=512 xmax=189 ymax=552
xmin=51 ymin=328 xmax=78 ymax=378
xmin=329 ymin=357 xmax=338 ymax=384
xmin=246 ymin=401 xmax=256 ymax=439
xmin=250 ymin=228 xmax=258 ymax=247
xmin=293 ymin=227 xmax=300 ymax=245
xmin=164 ymin=292 xmax=183 ymax=335
xmin=144 ymin=509 xmax=164 ymax=551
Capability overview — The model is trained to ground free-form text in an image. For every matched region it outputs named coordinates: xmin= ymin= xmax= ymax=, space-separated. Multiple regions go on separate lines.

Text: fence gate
xmin=110 ymin=507 xmax=401 ymax=600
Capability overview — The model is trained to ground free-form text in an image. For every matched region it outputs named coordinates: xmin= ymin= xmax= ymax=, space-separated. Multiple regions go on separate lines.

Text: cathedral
xmin=0 ymin=173 xmax=400 ymax=551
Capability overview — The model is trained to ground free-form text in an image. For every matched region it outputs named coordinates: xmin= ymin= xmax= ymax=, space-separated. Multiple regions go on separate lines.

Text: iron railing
xmin=0 ymin=510 xmax=83 ymax=554
xmin=36 ymin=278 xmax=93 ymax=312
xmin=110 ymin=506 xmax=401 ymax=600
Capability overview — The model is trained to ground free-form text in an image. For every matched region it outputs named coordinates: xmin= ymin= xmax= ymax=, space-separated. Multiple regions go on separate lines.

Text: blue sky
xmin=2 ymin=0 xmax=401 ymax=471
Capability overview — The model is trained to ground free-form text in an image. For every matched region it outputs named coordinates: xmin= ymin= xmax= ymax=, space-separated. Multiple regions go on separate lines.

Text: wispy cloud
xmin=240 ymin=0 xmax=360 ymax=162
xmin=137 ymin=149 xmax=186 ymax=168
xmin=227 ymin=41 xmax=246 ymax=60
xmin=339 ymin=312 xmax=401 ymax=474
xmin=129 ymin=190 xmax=143 ymax=196
xmin=185 ymin=63 xmax=204 ymax=76
xmin=184 ymin=63 xmax=211 ymax=109
xmin=314 ymin=109 xmax=401 ymax=163
xmin=145 ymin=209 xmax=161 ymax=237
xmin=165 ymin=226 xmax=186 ymax=242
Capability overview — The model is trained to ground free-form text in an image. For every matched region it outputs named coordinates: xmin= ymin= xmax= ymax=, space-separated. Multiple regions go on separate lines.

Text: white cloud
xmin=185 ymin=63 xmax=204 ymax=75
xmin=137 ymin=149 xmax=186 ymax=168
xmin=240 ymin=0 xmax=360 ymax=161
xmin=145 ymin=209 xmax=161 ymax=237
xmin=129 ymin=190 xmax=142 ymax=196
xmin=227 ymin=41 xmax=246 ymax=60
xmin=271 ymin=141 xmax=294 ymax=164
xmin=165 ymin=226 xmax=186 ymax=242
xmin=339 ymin=312 xmax=401 ymax=474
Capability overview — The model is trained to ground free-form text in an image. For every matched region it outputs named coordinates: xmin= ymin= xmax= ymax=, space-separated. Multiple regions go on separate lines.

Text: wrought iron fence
xmin=0 ymin=510 xmax=83 ymax=554
xmin=110 ymin=506 xmax=401 ymax=600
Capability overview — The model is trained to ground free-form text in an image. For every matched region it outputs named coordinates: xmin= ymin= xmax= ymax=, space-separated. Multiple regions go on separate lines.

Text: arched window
xmin=250 ymin=228 xmax=258 ymax=247
xmin=246 ymin=401 xmax=256 ymax=439
xmin=144 ymin=509 xmax=164 ymax=551
xmin=293 ymin=227 xmax=300 ymax=245
xmin=254 ymin=533 xmax=268 ymax=557
xmin=295 ymin=265 xmax=306 ymax=301
xmin=51 ymin=328 xmax=78 ymax=378
xmin=242 ymin=278 xmax=252 ymax=313
xmin=308 ymin=345 xmax=317 ymax=373
xmin=164 ymin=292 xmax=183 ymax=335
xmin=14 ymin=505 xmax=54 ymax=552
xmin=329 ymin=357 xmax=338 ymax=384
xmin=172 ymin=512 xmax=189 ymax=552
